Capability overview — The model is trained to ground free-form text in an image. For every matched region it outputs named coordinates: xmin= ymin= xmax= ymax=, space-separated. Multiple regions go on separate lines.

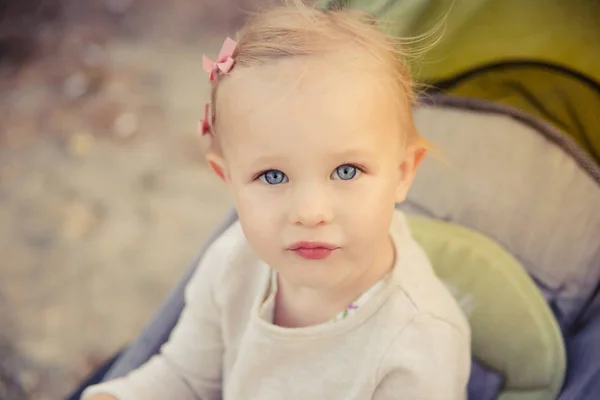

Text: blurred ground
xmin=0 ymin=0 xmax=264 ymax=398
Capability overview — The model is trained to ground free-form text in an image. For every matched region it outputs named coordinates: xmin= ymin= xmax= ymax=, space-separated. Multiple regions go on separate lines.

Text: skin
xmin=207 ymin=52 xmax=426 ymax=328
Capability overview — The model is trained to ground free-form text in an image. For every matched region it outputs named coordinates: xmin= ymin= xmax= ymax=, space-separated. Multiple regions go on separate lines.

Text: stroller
xmin=69 ymin=0 xmax=600 ymax=399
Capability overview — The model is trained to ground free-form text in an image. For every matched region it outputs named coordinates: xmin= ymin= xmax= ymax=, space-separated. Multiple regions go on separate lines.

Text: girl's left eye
xmin=331 ymin=164 xmax=361 ymax=181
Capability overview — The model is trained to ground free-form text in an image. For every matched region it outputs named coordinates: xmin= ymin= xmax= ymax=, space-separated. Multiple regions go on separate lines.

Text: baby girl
xmin=83 ymin=2 xmax=471 ymax=399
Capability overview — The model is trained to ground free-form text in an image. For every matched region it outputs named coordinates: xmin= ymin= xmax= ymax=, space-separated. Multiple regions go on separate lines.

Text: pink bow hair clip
xmin=202 ymin=37 xmax=237 ymax=82
xmin=198 ymin=103 xmax=211 ymax=136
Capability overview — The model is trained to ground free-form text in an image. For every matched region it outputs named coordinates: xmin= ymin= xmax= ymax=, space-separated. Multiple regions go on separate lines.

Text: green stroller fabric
xmin=317 ymin=0 xmax=600 ymax=162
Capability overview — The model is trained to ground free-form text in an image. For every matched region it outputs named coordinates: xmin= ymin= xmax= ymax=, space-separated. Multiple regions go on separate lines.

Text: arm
xmin=374 ymin=314 xmax=471 ymax=400
xmin=81 ymin=242 xmax=227 ymax=400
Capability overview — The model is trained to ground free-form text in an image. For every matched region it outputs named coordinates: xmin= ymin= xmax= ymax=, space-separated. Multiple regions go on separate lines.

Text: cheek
xmin=340 ymin=175 xmax=397 ymax=239
xmin=349 ymin=173 xmax=398 ymax=207
xmin=236 ymin=204 xmax=277 ymax=261
xmin=231 ymin=182 xmax=283 ymax=217
xmin=229 ymin=182 xmax=283 ymax=251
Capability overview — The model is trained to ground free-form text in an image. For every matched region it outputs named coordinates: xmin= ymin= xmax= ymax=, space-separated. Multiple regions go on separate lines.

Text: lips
xmin=288 ymin=241 xmax=339 ymax=260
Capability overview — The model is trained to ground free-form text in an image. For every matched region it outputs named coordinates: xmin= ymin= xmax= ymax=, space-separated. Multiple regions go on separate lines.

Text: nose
xmin=288 ymin=184 xmax=333 ymax=227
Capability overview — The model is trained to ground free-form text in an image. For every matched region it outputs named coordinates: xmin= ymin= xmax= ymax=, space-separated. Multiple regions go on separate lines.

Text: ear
xmin=205 ymin=150 xmax=229 ymax=183
xmin=395 ymin=145 xmax=428 ymax=203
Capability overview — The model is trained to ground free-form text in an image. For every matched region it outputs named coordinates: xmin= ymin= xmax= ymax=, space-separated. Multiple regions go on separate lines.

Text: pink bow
xmin=198 ymin=103 xmax=211 ymax=136
xmin=202 ymin=37 xmax=237 ymax=82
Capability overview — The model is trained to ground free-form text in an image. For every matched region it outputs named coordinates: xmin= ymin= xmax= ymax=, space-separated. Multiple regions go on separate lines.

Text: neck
xmin=273 ymin=235 xmax=395 ymax=328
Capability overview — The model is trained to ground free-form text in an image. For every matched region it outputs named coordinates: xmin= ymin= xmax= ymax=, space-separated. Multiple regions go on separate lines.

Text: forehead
xmin=216 ymin=54 xmax=401 ymax=159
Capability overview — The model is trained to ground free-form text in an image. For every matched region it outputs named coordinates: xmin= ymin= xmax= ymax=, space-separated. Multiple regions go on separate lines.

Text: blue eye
xmin=259 ymin=169 xmax=288 ymax=185
xmin=332 ymin=164 xmax=359 ymax=181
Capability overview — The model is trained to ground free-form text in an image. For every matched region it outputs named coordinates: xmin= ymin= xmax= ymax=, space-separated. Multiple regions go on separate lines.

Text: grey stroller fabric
xmin=468 ymin=359 xmax=505 ymax=400
xmin=92 ymin=95 xmax=600 ymax=400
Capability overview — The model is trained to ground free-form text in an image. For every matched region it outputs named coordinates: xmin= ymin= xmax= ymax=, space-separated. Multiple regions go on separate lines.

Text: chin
xmin=279 ymin=262 xmax=347 ymax=289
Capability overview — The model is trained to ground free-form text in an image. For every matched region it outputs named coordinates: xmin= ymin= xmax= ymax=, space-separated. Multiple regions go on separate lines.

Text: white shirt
xmin=82 ymin=210 xmax=471 ymax=400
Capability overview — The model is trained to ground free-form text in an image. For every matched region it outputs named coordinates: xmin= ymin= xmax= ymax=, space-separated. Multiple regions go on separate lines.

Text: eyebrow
xmin=331 ymin=147 xmax=377 ymax=159
xmin=251 ymin=148 xmax=374 ymax=162
xmin=247 ymin=155 xmax=288 ymax=169
xmin=244 ymin=145 xmax=379 ymax=170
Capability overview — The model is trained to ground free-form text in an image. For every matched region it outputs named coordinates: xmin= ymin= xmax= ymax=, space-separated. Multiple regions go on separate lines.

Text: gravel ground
xmin=0 ymin=1 xmax=263 ymax=397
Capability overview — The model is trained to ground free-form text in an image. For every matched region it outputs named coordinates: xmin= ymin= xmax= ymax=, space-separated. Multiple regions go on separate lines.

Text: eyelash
xmin=336 ymin=163 xmax=366 ymax=176
xmin=253 ymin=163 xmax=366 ymax=183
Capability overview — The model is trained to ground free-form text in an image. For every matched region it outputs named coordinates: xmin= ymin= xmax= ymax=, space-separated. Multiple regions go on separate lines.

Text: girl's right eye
xmin=258 ymin=170 xmax=288 ymax=185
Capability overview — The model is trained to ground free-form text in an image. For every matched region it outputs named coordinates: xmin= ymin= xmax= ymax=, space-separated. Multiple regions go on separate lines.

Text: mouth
xmin=287 ymin=241 xmax=339 ymax=260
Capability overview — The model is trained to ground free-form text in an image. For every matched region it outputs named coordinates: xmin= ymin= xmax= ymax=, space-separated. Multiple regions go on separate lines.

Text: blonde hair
xmin=209 ymin=0 xmax=426 ymax=148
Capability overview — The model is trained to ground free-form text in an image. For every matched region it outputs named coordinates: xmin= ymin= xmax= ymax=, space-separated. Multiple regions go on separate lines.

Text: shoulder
xmin=388 ymin=210 xmax=470 ymax=334
xmin=374 ymin=313 xmax=471 ymax=400
xmin=186 ymin=220 xmax=266 ymax=304
xmin=373 ymin=211 xmax=471 ymax=398
xmin=391 ymin=210 xmax=471 ymax=329
xmin=388 ymin=273 xmax=470 ymax=340
xmin=383 ymin=313 xmax=470 ymax=363
xmin=372 ymin=273 xmax=471 ymax=391
xmin=204 ymin=219 xmax=252 ymax=262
